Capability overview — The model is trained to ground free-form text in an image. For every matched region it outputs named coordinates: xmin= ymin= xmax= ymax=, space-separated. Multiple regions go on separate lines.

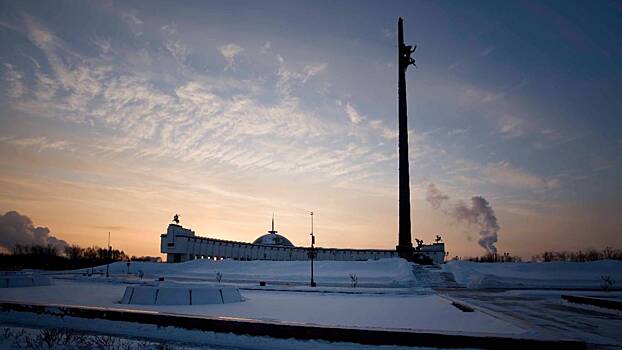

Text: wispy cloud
xmin=496 ymin=114 xmax=526 ymax=138
xmin=161 ymin=24 xmax=189 ymax=64
xmin=369 ymin=119 xmax=397 ymax=140
xmin=3 ymin=14 xmax=396 ymax=189
xmin=260 ymin=41 xmax=271 ymax=54
xmin=120 ymin=9 xmax=144 ymax=37
xmin=275 ymin=56 xmax=326 ymax=99
xmin=484 ymin=161 xmax=560 ymax=190
xmin=447 ymin=128 xmax=468 ymax=136
xmin=343 ymin=101 xmax=365 ymax=124
xmin=479 ymin=46 xmax=495 ymax=57
xmin=219 ymin=43 xmax=244 ymax=71
xmin=302 ymin=63 xmax=327 ymax=83
xmin=0 ymin=136 xmax=71 ymax=152
xmin=2 ymin=63 xmax=26 ymax=98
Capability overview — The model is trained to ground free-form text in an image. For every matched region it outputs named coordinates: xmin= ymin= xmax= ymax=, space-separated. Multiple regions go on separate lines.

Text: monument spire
xmin=269 ymin=213 xmax=277 ymax=234
xmin=396 ymin=17 xmax=416 ymax=259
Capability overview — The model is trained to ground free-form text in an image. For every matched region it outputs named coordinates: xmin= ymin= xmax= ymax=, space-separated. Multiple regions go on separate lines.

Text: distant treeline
xmin=454 ymin=247 xmax=622 ymax=263
xmin=0 ymin=244 xmax=161 ymax=271
xmin=533 ymin=247 xmax=622 ymax=262
xmin=456 ymin=252 xmax=523 ymax=263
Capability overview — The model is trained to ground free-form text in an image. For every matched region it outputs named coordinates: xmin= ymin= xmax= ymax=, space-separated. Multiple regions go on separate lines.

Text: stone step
xmin=411 ymin=265 xmax=462 ymax=288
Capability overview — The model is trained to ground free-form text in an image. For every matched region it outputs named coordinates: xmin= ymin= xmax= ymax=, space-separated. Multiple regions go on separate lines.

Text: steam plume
xmin=453 ymin=197 xmax=499 ymax=254
xmin=0 ymin=211 xmax=68 ymax=253
xmin=425 ymin=184 xmax=500 ymax=254
xmin=426 ymin=183 xmax=449 ymax=209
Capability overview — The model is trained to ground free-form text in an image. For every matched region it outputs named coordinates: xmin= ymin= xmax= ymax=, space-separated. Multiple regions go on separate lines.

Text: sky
xmin=0 ymin=0 xmax=621 ymax=259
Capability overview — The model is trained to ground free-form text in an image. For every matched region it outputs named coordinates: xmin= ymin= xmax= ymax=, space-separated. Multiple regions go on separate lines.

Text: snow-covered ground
xmin=443 ymin=259 xmax=622 ymax=289
xmin=67 ymin=258 xmax=416 ymax=288
xmin=0 ymin=280 xmax=525 ymax=335
xmin=63 ymin=257 xmax=622 ymax=290
xmin=2 ymin=258 xmax=622 ymax=348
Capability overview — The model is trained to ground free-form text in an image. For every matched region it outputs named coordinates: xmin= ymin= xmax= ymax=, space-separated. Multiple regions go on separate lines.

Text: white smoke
xmin=425 ymin=184 xmax=500 ymax=255
xmin=453 ymin=197 xmax=499 ymax=255
xmin=0 ymin=211 xmax=68 ymax=254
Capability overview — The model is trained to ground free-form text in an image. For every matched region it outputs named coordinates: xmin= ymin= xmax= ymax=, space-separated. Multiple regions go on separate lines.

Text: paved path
xmin=444 ymin=290 xmax=622 ymax=349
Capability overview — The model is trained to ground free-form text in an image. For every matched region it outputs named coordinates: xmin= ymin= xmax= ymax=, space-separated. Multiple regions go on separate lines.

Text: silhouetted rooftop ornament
xmin=173 ymin=214 xmax=180 ymax=224
xmin=435 ymin=235 xmax=442 ymax=243
xmin=415 ymin=238 xmax=424 ymax=249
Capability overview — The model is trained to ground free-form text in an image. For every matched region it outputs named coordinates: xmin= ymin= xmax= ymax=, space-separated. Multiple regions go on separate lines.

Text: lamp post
xmin=309 ymin=211 xmax=316 ymax=287
xmin=106 ymin=231 xmax=111 ymax=278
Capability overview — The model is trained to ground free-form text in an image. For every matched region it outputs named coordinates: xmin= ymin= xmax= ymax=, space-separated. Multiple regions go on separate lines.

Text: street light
xmin=106 ymin=231 xmax=111 ymax=278
xmin=309 ymin=211 xmax=316 ymax=287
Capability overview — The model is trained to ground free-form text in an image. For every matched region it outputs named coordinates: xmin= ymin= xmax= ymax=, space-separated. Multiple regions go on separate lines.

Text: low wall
xmin=121 ymin=285 xmax=242 ymax=305
xmin=0 ymin=274 xmax=52 ymax=288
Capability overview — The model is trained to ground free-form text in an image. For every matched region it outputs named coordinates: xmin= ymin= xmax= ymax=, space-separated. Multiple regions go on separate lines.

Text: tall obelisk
xmin=396 ymin=17 xmax=416 ymax=259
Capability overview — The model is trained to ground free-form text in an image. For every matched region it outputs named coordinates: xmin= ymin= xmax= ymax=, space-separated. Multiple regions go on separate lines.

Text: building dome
xmin=253 ymin=216 xmax=295 ymax=247
xmin=253 ymin=232 xmax=294 ymax=247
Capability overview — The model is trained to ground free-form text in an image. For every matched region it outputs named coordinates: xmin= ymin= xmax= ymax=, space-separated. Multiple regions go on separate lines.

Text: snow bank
xmin=444 ymin=260 xmax=622 ymax=289
xmin=79 ymin=258 xmax=415 ymax=287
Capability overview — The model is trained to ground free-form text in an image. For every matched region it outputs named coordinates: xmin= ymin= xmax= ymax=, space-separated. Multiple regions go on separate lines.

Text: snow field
xmin=443 ymin=260 xmax=622 ymax=289
xmin=75 ymin=257 xmax=416 ymax=287
xmin=0 ymin=280 xmax=525 ymax=335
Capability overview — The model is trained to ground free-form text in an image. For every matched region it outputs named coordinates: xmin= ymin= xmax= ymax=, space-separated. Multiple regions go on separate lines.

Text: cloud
xmin=92 ymin=38 xmax=111 ymax=54
xmin=0 ymin=211 xmax=69 ymax=254
xmin=34 ymin=70 xmax=59 ymax=101
xmin=274 ymin=57 xmax=326 ymax=99
xmin=302 ymin=63 xmax=327 ymax=83
xmin=2 ymin=63 xmax=26 ymax=98
xmin=421 ymin=78 xmax=542 ymax=140
xmin=479 ymin=46 xmax=495 ymax=57
xmin=0 ymin=136 xmax=71 ymax=152
xmin=447 ymin=128 xmax=468 ymax=136
xmin=260 ymin=41 xmax=271 ymax=54
xmin=369 ymin=119 xmax=397 ymax=140
xmin=3 ymin=10 xmax=398 ymax=191
xmin=219 ymin=43 xmax=244 ymax=70
xmin=121 ymin=11 xmax=143 ymax=25
xmin=484 ymin=161 xmax=559 ymax=190
xmin=344 ymin=102 xmax=365 ymax=124
xmin=462 ymin=85 xmax=505 ymax=104
xmin=497 ymin=114 xmax=525 ymax=137
xmin=161 ymin=24 xmax=189 ymax=63
xmin=219 ymin=43 xmax=243 ymax=59
xmin=120 ymin=9 xmax=144 ymax=37
xmin=21 ymin=15 xmax=109 ymax=114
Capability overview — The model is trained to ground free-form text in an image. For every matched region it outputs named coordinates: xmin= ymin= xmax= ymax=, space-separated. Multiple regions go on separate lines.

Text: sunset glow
xmin=1 ymin=1 xmax=620 ymax=259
